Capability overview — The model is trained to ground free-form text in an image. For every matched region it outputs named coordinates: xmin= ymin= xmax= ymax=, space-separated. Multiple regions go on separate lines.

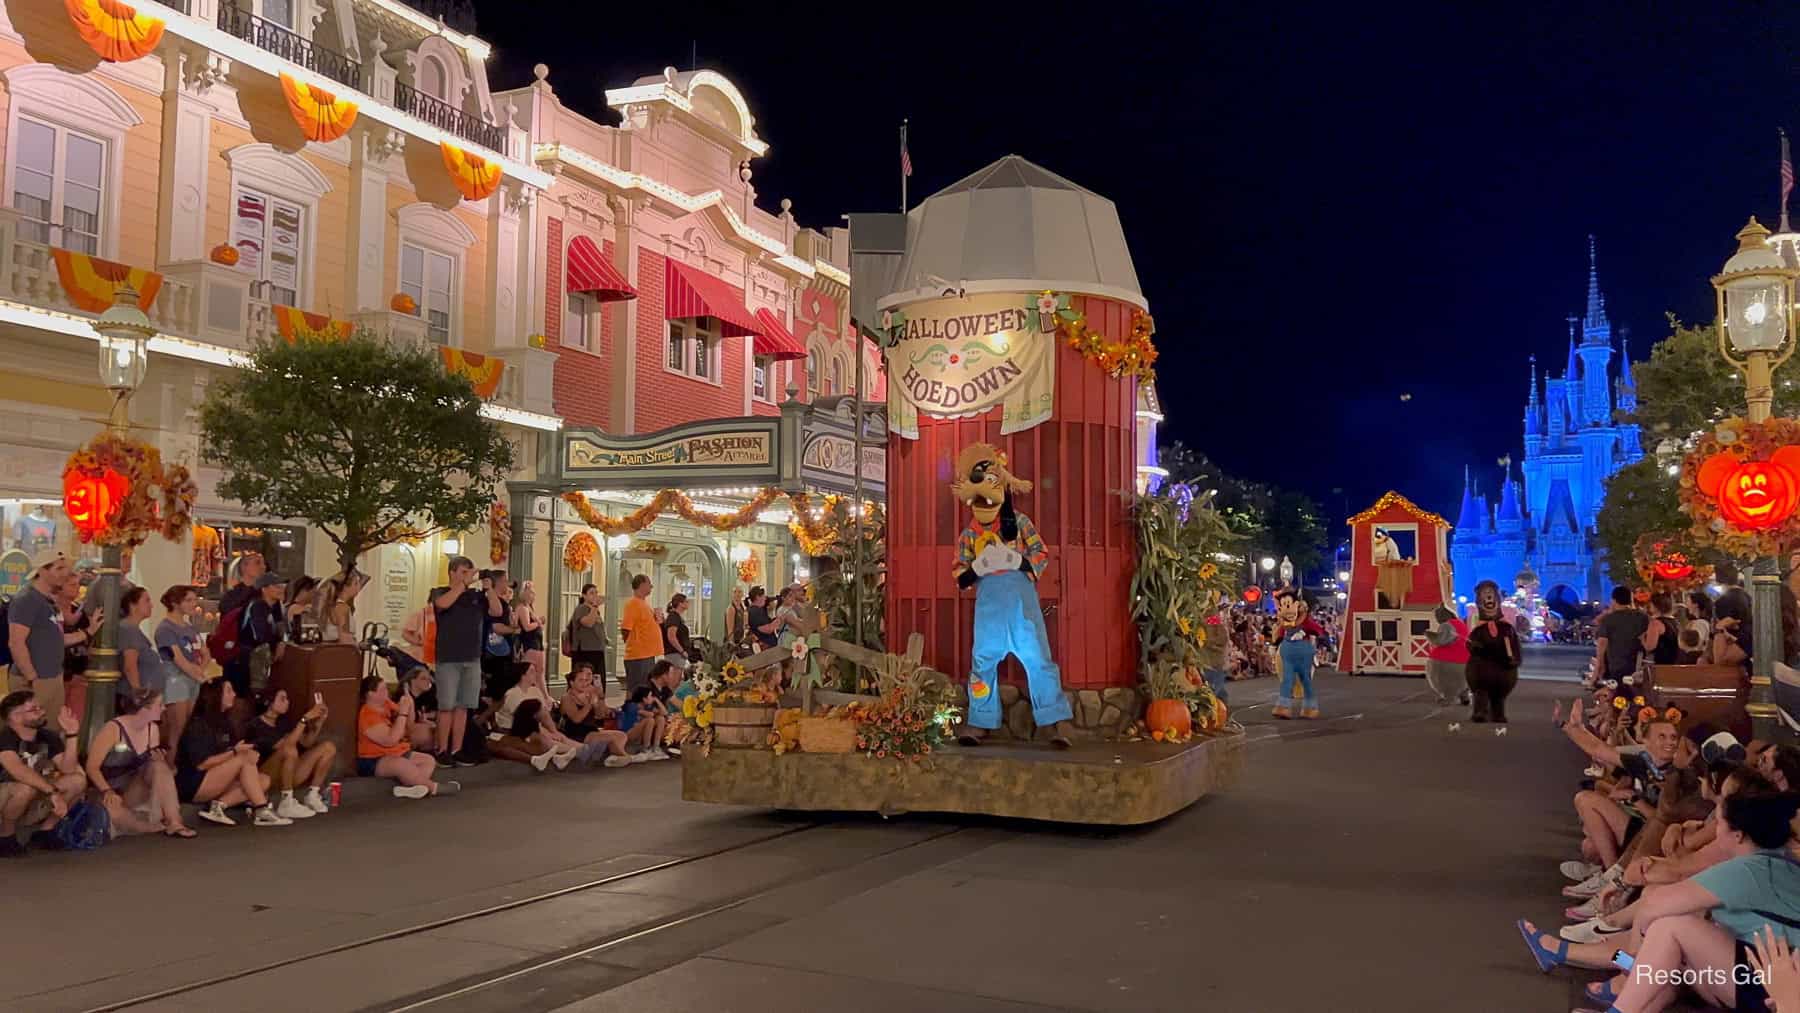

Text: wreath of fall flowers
xmin=1631 ymin=531 xmax=1713 ymax=593
xmin=488 ymin=501 xmax=511 ymax=564
xmin=1061 ymin=307 xmax=1157 ymax=383
xmin=62 ymin=432 xmax=196 ymax=547
xmin=736 ymin=555 xmax=760 ymax=583
xmin=1678 ymin=416 xmax=1800 ymax=560
xmin=563 ymin=531 xmax=597 ymax=572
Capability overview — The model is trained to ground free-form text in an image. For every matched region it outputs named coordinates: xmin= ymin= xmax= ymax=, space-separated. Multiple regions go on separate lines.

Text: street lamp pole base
xmin=1750 ymin=556 xmax=1785 ymax=745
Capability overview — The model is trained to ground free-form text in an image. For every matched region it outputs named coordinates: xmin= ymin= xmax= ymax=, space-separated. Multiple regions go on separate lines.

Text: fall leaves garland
xmin=1062 ymin=307 xmax=1158 ymax=383
xmin=561 ymin=488 xmax=844 ymax=552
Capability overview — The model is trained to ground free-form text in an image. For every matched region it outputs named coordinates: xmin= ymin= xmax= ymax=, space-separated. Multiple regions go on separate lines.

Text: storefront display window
xmin=0 ymin=499 xmax=102 ymax=597
xmin=193 ymin=519 xmax=307 ymax=601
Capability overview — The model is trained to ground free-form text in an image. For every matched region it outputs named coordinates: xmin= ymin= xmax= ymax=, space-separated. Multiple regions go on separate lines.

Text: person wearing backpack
xmin=8 ymin=550 xmax=91 ymax=718
xmin=565 ymin=584 xmax=608 ymax=695
xmin=0 ymin=689 xmax=85 ymax=856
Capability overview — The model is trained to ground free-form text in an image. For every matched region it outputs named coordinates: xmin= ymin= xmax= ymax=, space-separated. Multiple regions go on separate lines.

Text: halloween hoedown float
xmin=678 ymin=156 xmax=1244 ymax=825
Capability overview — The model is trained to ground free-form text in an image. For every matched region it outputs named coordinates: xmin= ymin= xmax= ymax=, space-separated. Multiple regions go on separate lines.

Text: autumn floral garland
xmin=1061 ymin=307 xmax=1158 ymax=383
xmin=561 ymin=488 xmax=844 ymax=553
xmin=1631 ymin=532 xmax=1713 ymax=593
xmin=63 ymin=432 xmax=196 ymax=547
xmin=488 ymin=501 xmax=511 ymax=564
xmin=1678 ymin=416 xmax=1800 ymax=560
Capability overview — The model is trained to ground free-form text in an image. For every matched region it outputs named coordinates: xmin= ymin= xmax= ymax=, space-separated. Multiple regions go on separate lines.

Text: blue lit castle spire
xmin=1449 ymin=237 xmax=1644 ymax=606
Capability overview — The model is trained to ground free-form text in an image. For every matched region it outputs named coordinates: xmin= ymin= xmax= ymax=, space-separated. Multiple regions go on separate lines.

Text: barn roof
xmin=1348 ymin=490 xmax=1450 ymax=529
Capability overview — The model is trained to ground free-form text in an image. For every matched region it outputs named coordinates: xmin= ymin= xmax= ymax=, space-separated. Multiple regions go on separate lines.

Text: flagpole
xmin=1782 ymin=127 xmax=1794 ymax=234
xmin=900 ymin=120 xmax=909 ymax=213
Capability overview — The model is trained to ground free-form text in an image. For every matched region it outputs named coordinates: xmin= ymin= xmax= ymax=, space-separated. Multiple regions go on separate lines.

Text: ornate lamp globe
xmin=94 ymin=285 xmax=154 ymax=394
xmin=1714 ymin=217 xmax=1793 ymax=355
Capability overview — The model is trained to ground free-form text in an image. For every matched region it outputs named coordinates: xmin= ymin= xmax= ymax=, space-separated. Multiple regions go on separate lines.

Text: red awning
xmin=566 ymin=235 xmax=636 ymax=302
xmin=664 ymin=260 xmax=760 ymax=337
xmin=752 ymin=308 xmax=808 ymax=362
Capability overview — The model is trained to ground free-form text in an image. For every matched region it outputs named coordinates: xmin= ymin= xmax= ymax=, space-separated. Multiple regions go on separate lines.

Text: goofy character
xmin=1270 ymin=589 xmax=1325 ymax=719
xmin=949 ymin=442 xmax=1075 ymax=748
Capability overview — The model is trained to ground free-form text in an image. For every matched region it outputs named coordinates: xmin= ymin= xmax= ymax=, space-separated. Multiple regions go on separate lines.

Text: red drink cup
xmin=328 ymin=781 xmax=342 ymax=807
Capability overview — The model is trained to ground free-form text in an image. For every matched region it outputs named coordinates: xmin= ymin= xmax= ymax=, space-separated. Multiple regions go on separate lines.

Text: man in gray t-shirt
xmin=7 ymin=550 xmax=86 ymax=715
xmin=1594 ymin=586 xmax=1649 ymax=682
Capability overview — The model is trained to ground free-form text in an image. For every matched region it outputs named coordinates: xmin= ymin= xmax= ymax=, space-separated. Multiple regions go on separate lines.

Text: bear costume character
xmin=1270 ymin=589 xmax=1326 ymax=719
xmin=1423 ymin=605 xmax=1471 ymax=707
xmin=948 ymin=442 xmax=1075 ymax=748
xmin=1464 ymin=579 xmax=1521 ymax=723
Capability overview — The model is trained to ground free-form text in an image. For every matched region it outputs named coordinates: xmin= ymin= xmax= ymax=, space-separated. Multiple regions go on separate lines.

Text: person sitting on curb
xmin=83 ymin=688 xmax=192 ymax=838
xmin=175 ymin=681 xmax=292 ymax=827
xmin=556 ymin=664 xmax=632 ymax=768
xmin=617 ymin=684 xmax=670 ymax=762
xmin=0 ymin=690 xmax=85 ymax=856
xmin=397 ymin=665 xmax=440 ymax=752
xmin=492 ymin=662 xmax=626 ymax=768
xmin=249 ymin=688 xmax=336 ymax=819
xmin=357 ymin=675 xmax=457 ymax=799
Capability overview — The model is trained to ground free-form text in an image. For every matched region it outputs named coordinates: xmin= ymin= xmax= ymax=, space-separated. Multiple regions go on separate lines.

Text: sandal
xmin=1517 ymin=919 xmax=1569 ymax=973
xmin=1584 ymin=978 xmax=1618 ymax=1005
xmin=162 ymin=826 xmax=197 ymax=839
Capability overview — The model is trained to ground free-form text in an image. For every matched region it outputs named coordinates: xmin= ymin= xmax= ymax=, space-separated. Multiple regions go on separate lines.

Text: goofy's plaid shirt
xmin=951 ymin=513 xmax=1050 ymax=583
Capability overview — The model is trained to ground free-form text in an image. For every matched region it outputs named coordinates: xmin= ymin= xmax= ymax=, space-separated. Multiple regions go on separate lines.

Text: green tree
xmin=1628 ymin=316 xmax=1800 ymax=441
xmin=1594 ymin=457 xmax=1686 ymax=587
xmin=1157 ymin=440 xmax=1327 ymax=577
xmin=197 ymin=332 xmax=517 ymax=576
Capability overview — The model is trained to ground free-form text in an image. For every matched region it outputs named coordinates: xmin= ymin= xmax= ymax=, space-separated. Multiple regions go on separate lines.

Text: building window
xmin=753 ymin=355 xmax=772 ymax=401
xmin=13 ymin=117 xmax=104 ymax=254
xmin=420 ymin=56 xmax=448 ymax=100
xmin=667 ymin=317 xmax=721 ymax=382
xmin=829 ymin=359 xmax=843 ymax=398
xmin=400 ymin=242 xmax=456 ymax=344
xmin=566 ymin=292 xmax=594 ymax=351
xmin=261 ymin=0 xmax=295 ymax=28
xmin=807 ymin=350 xmax=821 ymax=398
xmin=230 ymin=186 xmax=305 ymax=307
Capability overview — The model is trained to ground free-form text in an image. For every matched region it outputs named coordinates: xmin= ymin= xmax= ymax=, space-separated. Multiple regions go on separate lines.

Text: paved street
xmin=5 ymin=651 xmax=1594 ymax=1013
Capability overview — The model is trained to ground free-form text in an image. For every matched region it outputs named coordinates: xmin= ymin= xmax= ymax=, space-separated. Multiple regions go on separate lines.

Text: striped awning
xmin=664 ymin=260 xmax=760 ymax=337
xmin=752 ymin=308 xmax=808 ymax=361
xmin=567 ymin=235 xmax=636 ymax=302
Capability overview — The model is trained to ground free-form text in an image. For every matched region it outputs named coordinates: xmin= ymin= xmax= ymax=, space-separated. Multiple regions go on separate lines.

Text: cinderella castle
xmin=1449 ymin=237 xmax=1643 ymax=608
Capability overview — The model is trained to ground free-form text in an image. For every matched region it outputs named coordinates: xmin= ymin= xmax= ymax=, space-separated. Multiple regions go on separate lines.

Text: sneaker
xmin=648 ymin=748 xmax=672 ymax=761
xmin=1559 ymin=918 xmax=1627 ymax=944
xmin=529 ymin=751 xmax=553 ymax=772
xmin=452 ymin=756 xmax=480 ymax=768
xmin=551 ymin=749 xmax=577 ymax=770
xmin=434 ymin=780 xmax=462 ymax=796
xmin=1562 ymin=860 xmax=1602 ymax=882
xmin=393 ymin=785 xmax=431 ymax=800
xmin=433 ymin=752 xmax=456 ymax=769
xmin=300 ymin=787 xmax=328 ymax=814
xmin=0 ymin=836 xmax=26 ymax=859
xmin=198 ymin=800 xmax=236 ymax=826
xmin=1562 ymin=867 xmax=1617 ymax=899
xmin=1566 ymin=896 xmax=1603 ymax=920
xmin=275 ymin=794 xmax=315 ymax=820
xmin=665 ymin=745 xmax=682 ymax=757
xmin=252 ymin=805 xmax=293 ymax=827
xmin=603 ymin=754 xmax=632 ymax=768
xmin=628 ymin=751 xmax=652 ymax=764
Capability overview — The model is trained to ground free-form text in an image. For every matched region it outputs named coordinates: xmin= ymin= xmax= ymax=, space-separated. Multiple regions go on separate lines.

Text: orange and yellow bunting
xmin=272 ymin=305 xmax=352 ymax=344
xmin=280 ymin=73 xmax=358 ymax=143
xmin=65 ymin=0 xmax=164 ymax=63
xmin=440 ymin=141 xmax=502 ymax=202
xmin=51 ymin=249 xmax=162 ymax=313
xmin=439 ymin=346 xmax=504 ymax=399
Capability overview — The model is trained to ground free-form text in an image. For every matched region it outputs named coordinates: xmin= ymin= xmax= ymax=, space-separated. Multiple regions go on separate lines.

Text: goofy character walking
xmin=949 ymin=443 xmax=1075 ymax=748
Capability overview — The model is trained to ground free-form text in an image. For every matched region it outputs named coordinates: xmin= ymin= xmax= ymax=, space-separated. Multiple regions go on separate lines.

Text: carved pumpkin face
xmin=64 ymin=467 xmax=129 ymax=541
xmin=1652 ymin=549 xmax=1694 ymax=582
xmin=1698 ymin=448 xmax=1800 ymax=531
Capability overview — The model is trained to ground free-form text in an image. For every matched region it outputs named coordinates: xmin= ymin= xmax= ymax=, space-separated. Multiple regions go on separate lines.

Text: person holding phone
xmin=248 ymin=688 xmax=335 ymax=818
xmin=174 ymin=681 xmax=291 ymax=827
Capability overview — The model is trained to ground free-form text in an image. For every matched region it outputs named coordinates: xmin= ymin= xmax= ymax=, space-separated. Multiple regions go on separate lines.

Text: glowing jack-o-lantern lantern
xmin=1652 ymin=550 xmax=1695 ymax=582
xmin=1242 ymin=586 xmax=1263 ymax=604
xmin=64 ymin=467 xmax=129 ymax=541
xmin=1697 ymin=447 xmax=1800 ymax=531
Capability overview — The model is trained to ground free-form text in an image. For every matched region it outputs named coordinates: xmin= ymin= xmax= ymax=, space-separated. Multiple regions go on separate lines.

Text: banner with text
xmin=882 ymin=291 xmax=1055 ymax=439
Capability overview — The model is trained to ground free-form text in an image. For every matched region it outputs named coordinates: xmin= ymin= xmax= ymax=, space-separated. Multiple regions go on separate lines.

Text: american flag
xmin=900 ymin=121 xmax=912 ymax=178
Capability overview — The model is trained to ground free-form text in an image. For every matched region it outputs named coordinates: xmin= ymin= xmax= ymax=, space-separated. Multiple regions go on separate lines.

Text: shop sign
xmin=801 ymin=433 xmax=886 ymax=484
xmin=0 ymin=549 xmax=29 ymax=598
xmin=701 ymin=579 xmax=713 ymax=599
xmin=882 ymin=291 xmax=1055 ymax=439
xmin=564 ymin=428 xmax=774 ymax=474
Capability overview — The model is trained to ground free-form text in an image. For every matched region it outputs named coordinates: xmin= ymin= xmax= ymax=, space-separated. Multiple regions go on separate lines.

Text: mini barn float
xmin=681 ymin=157 xmax=1243 ymax=824
xmin=1338 ymin=491 xmax=1455 ymax=675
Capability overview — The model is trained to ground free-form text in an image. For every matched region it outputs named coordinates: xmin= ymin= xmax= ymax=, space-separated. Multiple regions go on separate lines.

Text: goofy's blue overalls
xmin=955 ymin=513 xmax=1073 ymax=730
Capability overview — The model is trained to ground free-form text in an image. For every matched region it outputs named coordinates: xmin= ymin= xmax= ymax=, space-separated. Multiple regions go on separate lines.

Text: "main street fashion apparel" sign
xmin=882 ymin=291 xmax=1055 ymax=439
xmin=566 ymin=431 xmax=772 ymax=471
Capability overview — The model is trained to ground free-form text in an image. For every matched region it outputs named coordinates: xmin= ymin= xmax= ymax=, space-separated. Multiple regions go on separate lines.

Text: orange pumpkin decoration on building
xmin=391 ymin=292 xmax=418 ymax=314
xmin=64 ymin=466 xmax=130 ymax=541
xmin=1652 ymin=551 xmax=1695 ymax=582
xmin=209 ymin=243 xmax=240 ymax=266
xmin=1698 ymin=447 xmax=1800 ymax=531
xmin=1145 ymin=698 xmax=1192 ymax=739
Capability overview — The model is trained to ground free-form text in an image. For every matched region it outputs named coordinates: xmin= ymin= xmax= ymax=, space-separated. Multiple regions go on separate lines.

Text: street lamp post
xmin=81 ymin=287 xmax=154 ymax=748
xmin=1711 ymin=217 xmax=1800 ymax=744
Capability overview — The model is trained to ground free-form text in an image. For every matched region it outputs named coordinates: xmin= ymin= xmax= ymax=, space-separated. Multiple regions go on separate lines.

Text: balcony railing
xmin=395 ymin=81 xmax=505 ymax=153
xmin=217 ymin=1 xmax=362 ymax=93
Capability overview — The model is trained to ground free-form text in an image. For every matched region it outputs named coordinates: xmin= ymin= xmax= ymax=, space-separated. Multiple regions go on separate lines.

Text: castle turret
xmin=1524 ymin=356 xmax=1544 ymax=458
xmin=1616 ymin=332 xmax=1643 ymax=463
xmin=1454 ymin=467 xmax=1483 ymax=532
xmin=1546 ymin=368 xmax=1568 ymax=446
xmin=1496 ymin=469 xmax=1524 ymax=533
xmin=1564 ymin=320 xmax=1584 ymax=427
xmin=1579 ymin=236 xmax=1615 ymax=427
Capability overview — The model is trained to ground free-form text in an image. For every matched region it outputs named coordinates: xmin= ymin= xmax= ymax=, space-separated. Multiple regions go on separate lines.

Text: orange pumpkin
xmin=64 ymin=466 xmax=129 ymax=541
xmin=1242 ymin=586 xmax=1262 ymax=603
xmin=1211 ymin=695 xmax=1229 ymax=730
xmin=1145 ymin=698 xmax=1192 ymax=739
xmin=209 ymin=243 xmax=239 ymax=266
xmin=1698 ymin=448 xmax=1800 ymax=531
xmin=1652 ymin=551 xmax=1694 ymax=582
xmin=391 ymin=292 xmax=418 ymax=314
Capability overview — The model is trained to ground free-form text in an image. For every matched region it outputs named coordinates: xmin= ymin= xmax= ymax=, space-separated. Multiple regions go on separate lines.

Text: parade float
xmin=677 ymin=156 xmax=1244 ymax=825
xmin=1337 ymin=491 xmax=1454 ymax=675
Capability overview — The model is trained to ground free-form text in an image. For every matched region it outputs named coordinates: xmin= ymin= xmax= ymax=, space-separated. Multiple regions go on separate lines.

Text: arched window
xmin=807 ymin=350 xmax=821 ymax=398
xmin=829 ymin=359 xmax=843 ymax=397
xmin=420 ymin=57 xmax=448 ymax=100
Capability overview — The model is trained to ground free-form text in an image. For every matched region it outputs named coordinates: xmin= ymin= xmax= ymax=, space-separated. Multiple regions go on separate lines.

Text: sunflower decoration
xmin=1199 ymin=562 xmax=1218 ymax=580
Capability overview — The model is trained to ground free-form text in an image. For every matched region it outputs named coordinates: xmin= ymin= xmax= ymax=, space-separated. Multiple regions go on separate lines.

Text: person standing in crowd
xmin=726 ymin=586 xmax=749 ymax=651
xmin=283 ymin=576 xmax=319 ymax=643
xmin=356 ymin=674 xmax=455 ymax=798
xmin=479 ymin=570 xmax=519 ymax=701
xmin=430 ymin=556 xmax=501 ymax=767
xmin=155 ymin=586 xmax=210 ymax=760
xmin=0 ymin=689 xmax=84 ymax=856
xmin=216 ymin=552 xmax=266 ymax=622
xmin=620 ymin=574 xmax=663 ymax=693
xmin=242 ymin=573 xmax=289 ymax=696
xmin=567 ymin=584 xmax=608 ymax=691
xmin=745 ymin=586 xmax=780 ymax=652
xmin=1593 ymin=585 xmax=1648 ymax=688
xmin=400 ymin=600 xmax=436 ymax=669
xmin=513 ymin=580 xmax=546 ymax=681
xmin=84 ymin=688 xmax=192 ymax=838
xmin=248 ymin=688 xmax=335 ymax=819
xmin=1642 ymin=592 xmax=1682 ymax=666
xmin=117 ymin=586 xmax=171 ymax=705
xmin=314 ymin=570 xmax=365 ymax=645
xmin=7 ymin=550 xmax=88 ymax=716
xmin=1682 ymin=589 xmax=1715 ymax=663
xmin=56 ymin=566 xmax=92 ymax=717
xmin=662 ymin=593 xmax=693 ymax=671
xmin=175 ymin=681 xmax=291 ymax=827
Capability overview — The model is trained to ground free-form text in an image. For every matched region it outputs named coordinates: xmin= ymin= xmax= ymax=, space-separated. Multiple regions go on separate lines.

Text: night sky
xmin=474 ymin=1 xmax=1800 ymax=534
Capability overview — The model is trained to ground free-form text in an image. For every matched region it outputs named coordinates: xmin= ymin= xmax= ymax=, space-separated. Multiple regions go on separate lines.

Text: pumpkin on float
xmin=1145 ymin=698 xmax=1192 ymax=739
xmin=64 ymin=467 xmax=130 ymax=541
xmin=391 ymin=292 xmax=418 ymax=314
xmin=209 ymin=243 xmax=239 ymax=266
xmin=1698 ymin=446 xmax=1800 ymax=531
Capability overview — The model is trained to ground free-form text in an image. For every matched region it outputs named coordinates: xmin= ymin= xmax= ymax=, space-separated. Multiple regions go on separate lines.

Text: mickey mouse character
xmin=949 ymin=443 xmax=1074 ymax=748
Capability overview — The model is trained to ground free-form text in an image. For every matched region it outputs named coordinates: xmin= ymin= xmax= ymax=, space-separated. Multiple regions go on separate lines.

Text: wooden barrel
xmin=712 ymin=704 xmax=777 ymax=747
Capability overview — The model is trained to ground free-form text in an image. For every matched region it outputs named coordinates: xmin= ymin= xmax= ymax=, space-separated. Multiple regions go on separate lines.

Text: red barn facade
xmin=1340 ymin=491 xmax=1454 ymax=676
